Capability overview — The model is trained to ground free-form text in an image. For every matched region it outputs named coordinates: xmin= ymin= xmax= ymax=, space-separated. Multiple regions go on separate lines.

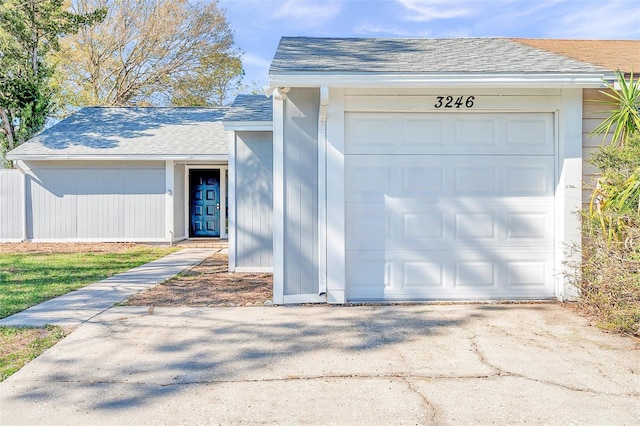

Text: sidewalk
xmin=0 ymin=248 xmax=218 ymax=327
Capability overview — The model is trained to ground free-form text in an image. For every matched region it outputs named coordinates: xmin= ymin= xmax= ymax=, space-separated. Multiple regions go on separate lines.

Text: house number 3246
xmin=434 ymin=96 xmax=475 ymax=109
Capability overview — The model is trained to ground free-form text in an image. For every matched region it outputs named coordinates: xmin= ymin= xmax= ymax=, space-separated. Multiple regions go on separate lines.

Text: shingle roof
xmin=7 ymin=107 xmax=228 ymax=159
xmin=511 ymin=39 xmax=640 ymax=75
xmin=270 ymin=37 xmax=609 ymax=74
xmin=224 ymin=94 xmax=272 ymax=122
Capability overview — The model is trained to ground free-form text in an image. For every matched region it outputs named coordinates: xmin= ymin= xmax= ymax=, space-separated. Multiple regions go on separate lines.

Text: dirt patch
xmin=0 ymin=242 xmax=149 ymax=253
xmin=125 ymin=254 xmax=273 ymax=307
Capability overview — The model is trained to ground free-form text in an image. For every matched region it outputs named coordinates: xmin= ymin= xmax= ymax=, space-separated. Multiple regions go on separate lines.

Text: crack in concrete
xmin=402 ymin=376 xmax=440 ymax=425
xmin=22 ymin=371 xmax=639 ymax=398
xmin=469 ymin=334 xmax=640 ymax=398
xmin=469 ymin=333 xmax=505 ymax=377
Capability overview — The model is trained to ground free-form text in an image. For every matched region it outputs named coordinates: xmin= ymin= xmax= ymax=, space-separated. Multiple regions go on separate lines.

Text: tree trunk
xmin=0 ymin=107 xmax=15 ymax=150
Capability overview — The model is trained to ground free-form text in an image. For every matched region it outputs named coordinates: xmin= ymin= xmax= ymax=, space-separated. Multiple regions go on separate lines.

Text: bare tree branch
xmin=55 ymin=0 xmax=242 ymax=108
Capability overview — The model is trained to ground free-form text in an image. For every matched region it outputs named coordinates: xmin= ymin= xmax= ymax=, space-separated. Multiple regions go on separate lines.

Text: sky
xmin=218 ymin=0 xmax=640 ymax=92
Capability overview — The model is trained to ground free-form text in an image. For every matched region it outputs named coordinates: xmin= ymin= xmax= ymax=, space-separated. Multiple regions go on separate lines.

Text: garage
xmin=344 ymin=111 xmax=556 ymax=300
xmin=270 ymin=37 xmax=603 ymax=304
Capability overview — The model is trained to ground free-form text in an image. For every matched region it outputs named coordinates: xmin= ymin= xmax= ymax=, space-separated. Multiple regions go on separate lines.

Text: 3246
xmin=434 ymin=96 xmax=475 ymax=109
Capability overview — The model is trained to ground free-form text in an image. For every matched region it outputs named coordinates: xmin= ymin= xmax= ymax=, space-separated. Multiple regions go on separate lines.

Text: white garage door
xmin=345 ymin=112 xmax=556 ymax=300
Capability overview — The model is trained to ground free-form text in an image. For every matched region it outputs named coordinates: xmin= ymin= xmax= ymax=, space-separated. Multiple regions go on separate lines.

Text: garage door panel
xmin=455 ymin=118 xmax=497 ymax=147
xmin=454 ymin=166 xmax=497 ymax=195
xmin=346 ymin=164 xmax=393 ymax=200
xmin=507 ymin=118 xmax=553 ymax=148
xmin=507 ymin=260 xmax=549 ymax=288
xmin=346 ymin=155 xmax=554 ymax=202
xmin=346 ymin=201 xmax=554 ymax=251
xmin=455 ymin=261 xmax=495 ymax=287
xmin=346 ymin=112 xmax=554 ymax=155
xmin=403 ymin=167 xmax=445 ymax=193
xmin=505 ymin=166 xmax=553 ymax=195
xmin=403 ymin=260 xmax=446 ymax=288
xmin=346 ymin=249 xmax=554 ymax=299
xmin=455 ymin=213 xmax=496 ymax=239
xmin=506 ymin=212 xmax=551 ymax=240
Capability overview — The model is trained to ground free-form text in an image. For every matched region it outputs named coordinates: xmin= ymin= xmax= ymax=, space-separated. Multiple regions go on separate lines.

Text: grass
xmin=0 ymin=246 xmax=179 ymax=319
xmin=0 ymin=325 xmax=69 ymax=381
xmin=0 ymin=244 xmax=179 ymax=381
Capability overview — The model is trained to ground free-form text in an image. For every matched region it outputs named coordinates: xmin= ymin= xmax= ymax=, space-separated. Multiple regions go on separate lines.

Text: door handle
xmin=216 ymin=202 xmax=220 ymax=210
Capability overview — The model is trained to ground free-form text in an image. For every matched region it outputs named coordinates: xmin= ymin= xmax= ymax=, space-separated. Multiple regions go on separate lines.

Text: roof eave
xmin=269 ymin=72 xmax=611 ymax=88
xmin=223 ymin=121 xmax=273 ymax=132
xmin=7 ymin=154 xmax=229 ymax=162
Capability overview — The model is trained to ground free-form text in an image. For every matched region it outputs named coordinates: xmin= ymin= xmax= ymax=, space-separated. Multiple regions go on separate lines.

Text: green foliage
xmin=588 ymin=133 xmax=640 ymax=240
xmin=590 ymin=70 xmax=640 ymax=147
xmin=0 ymin=0 xmax=105 ymax=166
xmin=580 ymin=132 xmax=640 ymax=337
xmin=172 ymin=52 xmax=244 ymax=107
xmin=0 ymin=246 xmax=178 ymax=318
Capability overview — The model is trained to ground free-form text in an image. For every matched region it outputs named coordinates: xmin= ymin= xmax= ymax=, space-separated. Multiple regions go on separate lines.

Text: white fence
xmin=0 ymin=169 xmax=24 ymax=241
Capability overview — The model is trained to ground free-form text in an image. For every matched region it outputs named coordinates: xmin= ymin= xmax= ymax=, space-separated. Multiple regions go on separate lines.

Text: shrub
xmin=580 ymin=220 xmax=640 ymax=336
xmin=580 ymin=132 xmax=640 ymax=336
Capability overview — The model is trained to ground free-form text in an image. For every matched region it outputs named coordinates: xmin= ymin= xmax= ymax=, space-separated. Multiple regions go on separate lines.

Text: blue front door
xmin=189 ymin=170 xmax=220 ymax=237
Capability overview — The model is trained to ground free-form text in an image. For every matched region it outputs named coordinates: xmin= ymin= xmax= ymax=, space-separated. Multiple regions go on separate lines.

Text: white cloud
xmin=242 ymin=53 xmax=272 ymax=70
xmin=354 ymin=23 xmax=432 ymax=37
xmin=396 ymin=0 xmax=477 ymax=22
xmin=272 ymin=0 xmax=343 ymax=26
xmin=549 ymin=1 xmax=640 ymax=39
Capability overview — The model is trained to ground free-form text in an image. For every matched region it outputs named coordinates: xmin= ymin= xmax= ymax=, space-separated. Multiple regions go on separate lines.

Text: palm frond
xmin=589 ymin=70 xmax=640 ymax=147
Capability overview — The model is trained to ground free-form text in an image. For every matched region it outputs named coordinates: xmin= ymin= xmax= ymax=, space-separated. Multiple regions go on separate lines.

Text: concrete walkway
xmin=0 ymin=248 xmax=216 ymax=327
xmin=1 ymin=304 xmax=639 ymax=425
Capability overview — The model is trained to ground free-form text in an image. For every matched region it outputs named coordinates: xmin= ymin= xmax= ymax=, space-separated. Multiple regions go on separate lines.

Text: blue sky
xmin=219 ymin=0 xmax=640 ymax=91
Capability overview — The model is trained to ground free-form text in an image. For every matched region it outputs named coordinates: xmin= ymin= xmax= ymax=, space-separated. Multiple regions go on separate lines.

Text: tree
xmin=171 ymin=52 xmax=243 ymax=107
xmin=0 ymin=0 xmax=105 ymax=167
xmin=55 ymin=0 xmax=243 ymax=109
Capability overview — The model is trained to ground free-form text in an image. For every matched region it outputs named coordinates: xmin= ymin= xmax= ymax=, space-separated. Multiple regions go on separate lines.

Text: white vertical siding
xmin=235 ymin=131 xmax=273 ymax=270
xmin=25 ymin=161 xmax=165 ymax=241
xmin=173 ymin=163 xmax=186 ymax=239
xmin=283 ymin=88 xmax=320 ymax=296
xmin=28 ymin=169 xmax=78 ymax=239
xmin=0 ymin=169 xmax=24 ymax=241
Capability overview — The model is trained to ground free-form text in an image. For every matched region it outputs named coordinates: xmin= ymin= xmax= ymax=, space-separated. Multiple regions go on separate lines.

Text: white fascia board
xmin=269 ymin=72 xmax=607 ymax=88
xmin=6 ymin=154 xmax=229 ymax=162
xmin=223 ymin=121 xmax=273 ymax=131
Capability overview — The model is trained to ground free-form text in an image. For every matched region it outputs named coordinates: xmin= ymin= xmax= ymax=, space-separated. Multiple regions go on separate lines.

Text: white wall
xmin=173 ymin=163 xmax=186 ymax=240
xmin=233 ymin=131 xmax=273 ymax=271
xmin=0 ymin=169 xmax=24 ymax=241
xmin=23 ymin=161 xmax=166 ymax=242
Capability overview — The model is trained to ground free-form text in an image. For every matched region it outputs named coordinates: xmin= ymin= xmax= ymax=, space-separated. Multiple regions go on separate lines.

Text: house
xmin=4 ymin=107 xmax=231 ymax=244
xmin=2 ymin=37 xmax=639 ymax=305
xmin=264 ymin=37 xmax=637 ymax=304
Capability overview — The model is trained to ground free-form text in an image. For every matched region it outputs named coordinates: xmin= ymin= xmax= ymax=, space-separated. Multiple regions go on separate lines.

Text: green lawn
xmin=0 ymin=246 xmax=179 ymax=318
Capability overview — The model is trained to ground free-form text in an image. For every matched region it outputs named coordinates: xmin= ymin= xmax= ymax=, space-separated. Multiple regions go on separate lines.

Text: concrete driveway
xmin=1 ymin=304 xmax=639 ymax=425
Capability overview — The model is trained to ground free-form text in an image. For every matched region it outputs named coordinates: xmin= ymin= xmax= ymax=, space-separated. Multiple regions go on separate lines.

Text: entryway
xmin=189 ymin=170 xmax=221 ymax=237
